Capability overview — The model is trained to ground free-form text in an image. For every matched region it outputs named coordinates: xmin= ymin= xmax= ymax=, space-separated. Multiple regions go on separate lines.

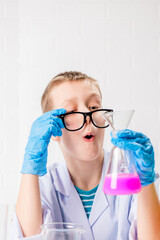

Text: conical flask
xmin=103 ymin=110 xmax=141 ymax=195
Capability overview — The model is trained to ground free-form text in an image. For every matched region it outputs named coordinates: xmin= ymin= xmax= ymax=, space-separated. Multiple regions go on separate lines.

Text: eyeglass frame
xmin=58 ymin=108 xmax=113 ymax=131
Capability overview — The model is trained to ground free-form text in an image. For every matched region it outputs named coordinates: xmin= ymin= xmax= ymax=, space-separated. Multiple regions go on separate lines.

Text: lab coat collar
xmin=54 ymin=150 xmax=110 ymax=198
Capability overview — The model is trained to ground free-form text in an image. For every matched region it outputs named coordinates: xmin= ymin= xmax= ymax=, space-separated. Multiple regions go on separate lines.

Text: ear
xmin=51 ymin=135 xmax=61 ymax=142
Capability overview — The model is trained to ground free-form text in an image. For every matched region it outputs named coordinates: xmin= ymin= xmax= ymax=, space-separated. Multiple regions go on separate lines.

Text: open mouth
xmin=83 ymin=134 xmax=95 ymax=142
xmin=85 ymin=135 xmax=93 ymax=139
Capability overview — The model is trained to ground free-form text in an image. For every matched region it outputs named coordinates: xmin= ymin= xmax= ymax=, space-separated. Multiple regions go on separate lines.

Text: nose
xmin=85 ymin=115 xmax=91 ymax=124
xmin=84 ymin=112 xmax=92 ymax=126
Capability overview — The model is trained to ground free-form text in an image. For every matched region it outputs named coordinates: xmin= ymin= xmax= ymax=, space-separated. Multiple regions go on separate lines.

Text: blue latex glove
xmin=111 ymin=129 xmax=158 ymax=187
xmin=21 ymin=108 xmax=66 ymax=176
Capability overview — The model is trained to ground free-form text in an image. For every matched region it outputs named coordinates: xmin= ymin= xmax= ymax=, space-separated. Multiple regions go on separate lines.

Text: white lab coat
xmin=11 ymin=150 xmax=138 ymax=240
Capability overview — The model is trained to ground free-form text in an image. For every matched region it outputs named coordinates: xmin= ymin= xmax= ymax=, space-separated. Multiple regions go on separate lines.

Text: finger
xmin=51 ymin=125 xmax=62 ymax=137
xmin=51 ymin=108 xmax=66 ymax=116
xmin=52 ymin=118 xmax=65 ymax=131
xmin=56 ymin=128 xmax=63 ymax=137
xmin=111 ymin=136 xmax=149 ymax=145
xmin=50 ymin=120 xmax=63 ymax=137
xmin=111 ymin=129 xmax=147 ymax=139
xmin=111 ymin=138 xmax=141 ymax=151
xmin=31 ymin=119 xmax=58 ymax=130
xmin=111 ymin=138 xmax=153 ymax=155
xmin=36 ymin=108 xmax=66 ymax=121
xmin=50 ymin=116 xmax=65 ymax=129
xmin=135 ymin=147 xmax=154 ymax=162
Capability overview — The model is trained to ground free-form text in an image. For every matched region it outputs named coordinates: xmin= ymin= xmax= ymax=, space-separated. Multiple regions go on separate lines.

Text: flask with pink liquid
xmin=103 ymin=110 xmax=141 ymax=195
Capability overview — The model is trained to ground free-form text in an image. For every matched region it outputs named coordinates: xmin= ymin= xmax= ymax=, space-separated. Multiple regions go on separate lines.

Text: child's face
xmin=50 ymin=80 xmax=105 ymax=162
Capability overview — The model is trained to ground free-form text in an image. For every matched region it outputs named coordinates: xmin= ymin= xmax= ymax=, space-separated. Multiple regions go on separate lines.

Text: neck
xmin=65 ymin=150 xmax=104 ymax=191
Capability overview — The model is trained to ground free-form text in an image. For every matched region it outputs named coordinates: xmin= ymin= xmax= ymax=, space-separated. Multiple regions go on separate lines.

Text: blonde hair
xmin=41 ymin=71 xmax=102 ymax=113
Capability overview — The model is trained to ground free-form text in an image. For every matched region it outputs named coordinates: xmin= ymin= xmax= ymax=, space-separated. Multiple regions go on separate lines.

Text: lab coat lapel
xmin=89 ymin=182 xmax=109 ymax=227
xmin=66 ymin=185 xmax=95 ymax=240
xmin=54 ymin=161 xmax=94 ymax=240
xmin=89 ymin=150 xmax=110 ymax=227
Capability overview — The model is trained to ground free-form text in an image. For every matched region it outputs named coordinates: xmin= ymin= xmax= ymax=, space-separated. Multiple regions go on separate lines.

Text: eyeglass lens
xmin=64 ymin=113 xmax=84 ymax=130
xmin=64 ymin=110 xmax=109 ymax=130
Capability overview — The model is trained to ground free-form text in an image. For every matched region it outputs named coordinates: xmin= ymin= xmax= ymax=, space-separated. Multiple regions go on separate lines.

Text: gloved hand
xmin=21 ymin=108 xmax=66 ymax=176
xmin=111 ymin=129 xmax=158 ymax=187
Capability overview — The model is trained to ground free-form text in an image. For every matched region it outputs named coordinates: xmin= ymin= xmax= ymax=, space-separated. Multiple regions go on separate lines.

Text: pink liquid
xmin=103 ymin=173 xmax=141 ymax=195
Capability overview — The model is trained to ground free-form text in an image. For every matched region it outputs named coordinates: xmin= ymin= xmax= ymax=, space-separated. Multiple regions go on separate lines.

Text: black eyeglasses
xmin=58 ymin=108 xmax=113 ymax=131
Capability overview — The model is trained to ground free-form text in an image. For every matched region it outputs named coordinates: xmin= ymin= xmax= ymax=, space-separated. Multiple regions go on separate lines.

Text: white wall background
xmin=0 ymin=0 xmax=160 ymax=238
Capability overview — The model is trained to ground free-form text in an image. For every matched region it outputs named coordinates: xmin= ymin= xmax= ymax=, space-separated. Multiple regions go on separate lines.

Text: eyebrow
xmin=87 ymin=93 xmax=101 ymax=102
xmin=62 ymin=93 xmax=101 ymax=106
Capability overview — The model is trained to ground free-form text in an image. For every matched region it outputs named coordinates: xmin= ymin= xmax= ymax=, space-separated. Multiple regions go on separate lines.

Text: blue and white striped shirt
xmin=75 ymin=185 xmax=99 ymax=218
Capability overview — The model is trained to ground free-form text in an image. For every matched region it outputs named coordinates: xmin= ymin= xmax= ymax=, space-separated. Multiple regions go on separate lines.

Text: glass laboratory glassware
xmin=102 ymin=110 xmax=141 ymax=195
xmin=41 ymin=222 xmax=85 ymax=240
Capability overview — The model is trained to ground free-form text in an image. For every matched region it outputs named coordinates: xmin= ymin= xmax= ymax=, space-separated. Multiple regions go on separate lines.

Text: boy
xmin=12 ymin=71 xmax=160 ymax=239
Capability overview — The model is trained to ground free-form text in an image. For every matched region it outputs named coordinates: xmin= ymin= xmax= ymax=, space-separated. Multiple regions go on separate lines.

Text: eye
xmin=89 ymin=106 xmax=99 ymax=110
